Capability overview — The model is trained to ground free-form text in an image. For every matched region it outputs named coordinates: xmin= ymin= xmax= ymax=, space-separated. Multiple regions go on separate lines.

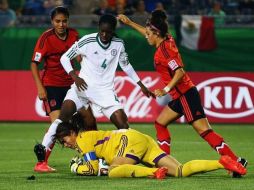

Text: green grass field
xmin=0 ymin=123 xmax=253 ymax=190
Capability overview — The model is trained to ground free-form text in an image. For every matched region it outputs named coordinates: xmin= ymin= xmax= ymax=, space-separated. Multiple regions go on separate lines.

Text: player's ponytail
xmin=146 ymin=10 xmax=168 ymax=38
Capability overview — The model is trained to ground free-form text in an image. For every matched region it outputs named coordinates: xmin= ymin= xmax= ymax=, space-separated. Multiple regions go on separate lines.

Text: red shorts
xmin=43 ymin=86 xmax=70 ymax=115
xmin=168 ymin=87 xmax=206 ymax=123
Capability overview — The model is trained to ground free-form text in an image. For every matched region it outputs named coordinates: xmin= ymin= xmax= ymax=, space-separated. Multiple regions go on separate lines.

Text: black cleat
xmin=232 ymin=157 xmax=248 ymax=178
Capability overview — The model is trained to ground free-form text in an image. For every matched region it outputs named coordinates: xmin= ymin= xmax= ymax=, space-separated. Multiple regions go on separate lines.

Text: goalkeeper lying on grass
xmin=53 ymin=122 xmax=246 ymax=179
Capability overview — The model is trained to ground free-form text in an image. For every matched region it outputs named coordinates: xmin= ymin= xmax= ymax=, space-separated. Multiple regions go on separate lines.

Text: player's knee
xmin=176 ymin=164 xmax=184 ymax=177
xmin=117 ymin=123 xmax=129 ymax=129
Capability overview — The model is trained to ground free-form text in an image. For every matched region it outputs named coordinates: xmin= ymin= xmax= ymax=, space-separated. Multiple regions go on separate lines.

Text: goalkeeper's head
xmin=53 ymin=122 xmax=79 ymax=149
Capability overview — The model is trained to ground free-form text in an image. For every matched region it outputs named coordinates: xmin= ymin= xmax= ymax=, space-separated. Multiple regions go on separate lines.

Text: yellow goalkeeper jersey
xmin=75 ymin=129 xmax=166 ymax=175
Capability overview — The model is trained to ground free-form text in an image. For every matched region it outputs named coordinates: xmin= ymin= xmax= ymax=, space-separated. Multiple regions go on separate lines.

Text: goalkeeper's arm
xmin=76 ymin=160 xmax=99 ymax=176
xmin=70 ymin=153 xmax=99 ymax=176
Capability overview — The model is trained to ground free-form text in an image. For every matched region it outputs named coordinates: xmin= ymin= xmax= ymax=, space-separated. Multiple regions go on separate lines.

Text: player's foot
xmin=219 ymin=155 xmax=246 ymax=176
xmin=153 ymin=167 xmax=168 ymax=179
xmin=34 ymin=162 xmax=56 ymax=173
xmin=232 ymin=157 xmax=248 ymax=178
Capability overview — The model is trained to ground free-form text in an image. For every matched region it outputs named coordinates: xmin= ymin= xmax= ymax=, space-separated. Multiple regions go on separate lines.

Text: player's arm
xmin=60 ymin=41 xmax=87 ymax=91
xmin=117 ymin=14 xmax=146 ymax=36
xmin=30 ymin=61 xmax=47 ymax=100
xmin=31 ymin=35 xmax=48 ymax=101
xmin=70 ymin=152 xmax=99 ymax=176
xmin=119 ymin=47 xmax=154 ymax=98
xmin=154 ymin=66 xmax=185 ymax=97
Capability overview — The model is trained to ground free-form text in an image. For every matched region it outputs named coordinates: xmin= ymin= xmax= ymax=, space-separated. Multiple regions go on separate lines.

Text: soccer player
xmin=117 ymin=10 xmax=247 ymax=177
xmin=34 ymin=14 xmax=154 ymax=172
xmin=53 ymin=122 xmax=246 ymax=178
xmin=31 ymin=6 xmax=89 ymax=172
xmin=59 ymin=13 xmax=153 ymax=130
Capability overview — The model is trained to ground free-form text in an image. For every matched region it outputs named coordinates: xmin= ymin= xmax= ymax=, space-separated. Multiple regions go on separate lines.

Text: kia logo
xmin=196 ymin=77 xmax=254 ymax=118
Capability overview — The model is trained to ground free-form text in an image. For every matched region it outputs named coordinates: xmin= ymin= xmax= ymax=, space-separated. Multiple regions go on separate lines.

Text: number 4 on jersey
xmin=101 ymin=59 xmax=107 ymax=69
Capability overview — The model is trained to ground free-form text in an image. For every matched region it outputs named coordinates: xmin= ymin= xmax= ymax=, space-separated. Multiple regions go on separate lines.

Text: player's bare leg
xmin=110 ymin=109 xmax=129 ymax=129
xmin=76 ymin=106 xmax=97 ymax=131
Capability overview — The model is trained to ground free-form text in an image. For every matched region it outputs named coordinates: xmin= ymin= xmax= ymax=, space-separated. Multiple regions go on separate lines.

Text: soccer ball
xmin=97 ymin=159 xmax=109 ymax=176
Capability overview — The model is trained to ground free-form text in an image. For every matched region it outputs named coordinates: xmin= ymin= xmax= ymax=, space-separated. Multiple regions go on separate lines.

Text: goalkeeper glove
xmin=70 ymin=156 xmax=83 ymax=173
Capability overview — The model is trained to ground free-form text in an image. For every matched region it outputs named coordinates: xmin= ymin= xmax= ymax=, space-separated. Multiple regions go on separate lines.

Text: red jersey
xmin=32 ymin=28 xmax=78 ymax=87
xmin=154 ymin=35 xmax=194 ymax=100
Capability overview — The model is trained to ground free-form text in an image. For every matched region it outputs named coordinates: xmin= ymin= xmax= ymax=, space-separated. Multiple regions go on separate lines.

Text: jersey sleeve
xmin=162 ymin=42 xmax=183 ymax=72
xmin=60 ymin=40 xmax=82 ymax=74
xmin=75 ymin=132 xmax=99 ymax=176
xmin=119 ymin=44 xmax=140 ymax=83
xmin=31 ymin=34 xmax=48 ymax=63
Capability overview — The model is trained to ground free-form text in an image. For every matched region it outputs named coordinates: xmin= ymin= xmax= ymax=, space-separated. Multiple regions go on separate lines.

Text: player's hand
xmin=141 ymin=86 xmax=155 ymax=98
xmin=138 ymin=81 xmax=155 ymax=98
xmin=74 ymin=76 xmax=87 ymax=91
xmin=117 ymin=14 xmax=131 ymax=25
xmin=38 ymin=86 xmax=47 ymax=100
xmin=154 ymin=89 xmax=167 ymax=97
xmin=70 ymin=71 xmax=87 ymax=91
xmin=70 ymin=156 xmax=83 ymax=173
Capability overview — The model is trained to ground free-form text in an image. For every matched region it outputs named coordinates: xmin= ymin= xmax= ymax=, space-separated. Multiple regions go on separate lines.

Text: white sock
xmin=42 ymin=119 xmax=62 ymax=149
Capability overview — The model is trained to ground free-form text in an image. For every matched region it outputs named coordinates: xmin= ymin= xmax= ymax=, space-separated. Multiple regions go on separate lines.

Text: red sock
xmin=45 ymin=143 xmax=55 ymax=163
xmin=200 ymin=129 xmax=238 ymax=160
xmin=155 ymin=121 xmax=171 ymax=154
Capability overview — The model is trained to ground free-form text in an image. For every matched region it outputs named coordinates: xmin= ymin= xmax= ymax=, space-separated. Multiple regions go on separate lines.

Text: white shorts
xmin=65 ymin=85 xmax=123 ymax=119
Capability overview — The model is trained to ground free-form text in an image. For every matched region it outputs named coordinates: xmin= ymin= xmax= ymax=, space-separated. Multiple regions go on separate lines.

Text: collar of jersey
xmin=96 ymin=33 xmax=111 ymax=50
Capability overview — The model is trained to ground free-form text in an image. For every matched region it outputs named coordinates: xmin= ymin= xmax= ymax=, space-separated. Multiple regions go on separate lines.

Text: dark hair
xmin=53 ymin=122 xmax=78 ymax=145
xmin=50 ymin=6 xmax=69 ymax=20
xmin=99 ymin=14 xmax=117 ymax=30
xmin=146 ymin=10 xmax=168 ymax=37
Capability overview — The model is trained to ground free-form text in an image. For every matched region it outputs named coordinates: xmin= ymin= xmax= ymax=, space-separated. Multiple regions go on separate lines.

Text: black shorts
xmin=43 ymin=86 xmax=70 ymax=115
xmin=168 ymin=87 xmax=206 ymax=124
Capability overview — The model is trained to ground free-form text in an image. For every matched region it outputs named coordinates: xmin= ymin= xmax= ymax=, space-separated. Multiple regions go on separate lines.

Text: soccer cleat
xmin=34 ymin=162 xmax=56 ymax=173
xmin=232 ymin=158 xmax=248 ymax=178
xmin=153 ymin=167 xmax=168 ymax=179
xmin=219 ymin=155 xmax=246 ymax=176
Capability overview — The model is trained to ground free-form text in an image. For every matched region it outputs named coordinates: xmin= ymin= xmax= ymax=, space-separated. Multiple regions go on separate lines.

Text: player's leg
xmin=108 ymin=131 xmax=162 ymax=178
xmin=182 ymin=88 xmax=239 ymax=160
xmin=193 ymin=119 xmax=248 ymax=177
xmin=109 ymin=109 xmax=129 ymax=129
xmin=141 ymin=134 xmax=223 ymax=177
xmin=34 ymin=86 xmax=70 ymax=172
xmin=49 ymin=110 xmax=60 ymax=123
xmin=101 ymin=101 xmax=129 ymax=129
xmin=181 ymin=87 xmax=247 ymax=177
xmin=156 ymin=154 xmax=246 ymax=177
xmin=34 ymin=99 xmax=77 ymax=172
xmin=155 ymin=105 xmax=180 ymax=154
xmin=108 ymin=157 xmax=159 ymax=178
xmin=193 ymin=118 xmax=238 ymax=161
xmin=34 ymin=87 xmax=81 ymax=172
xmin=76 ymin=106 xmax=97 ymax=131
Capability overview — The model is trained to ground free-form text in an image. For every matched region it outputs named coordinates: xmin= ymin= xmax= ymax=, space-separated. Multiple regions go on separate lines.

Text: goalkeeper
xmin=53 ymin=122 xmax=246 ymax=179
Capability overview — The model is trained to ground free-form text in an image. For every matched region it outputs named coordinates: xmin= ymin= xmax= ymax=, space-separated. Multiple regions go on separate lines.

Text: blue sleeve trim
xmin=83 ymin=151 xmax=97 ymax=162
